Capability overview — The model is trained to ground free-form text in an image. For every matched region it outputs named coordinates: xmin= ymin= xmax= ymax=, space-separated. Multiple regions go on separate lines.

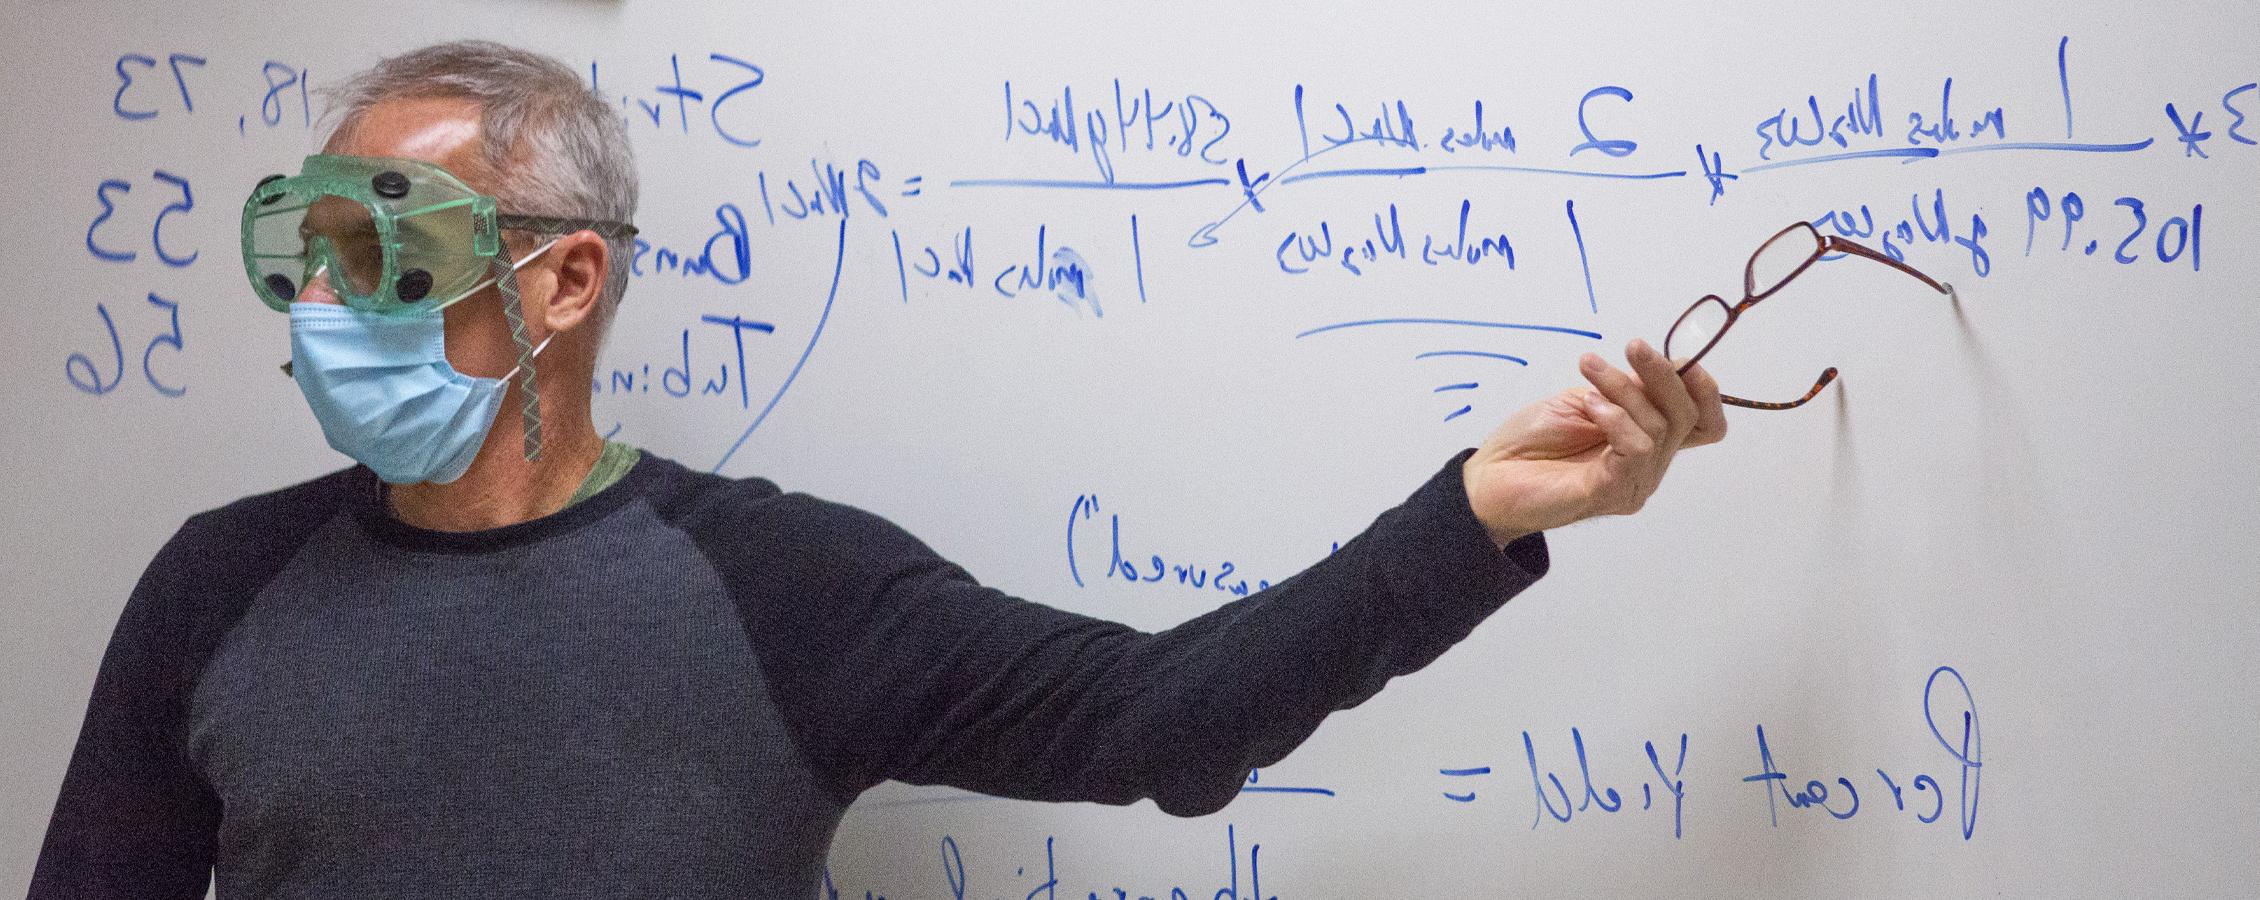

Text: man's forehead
xmin=325 ymin=96 xmax=491 ymax=186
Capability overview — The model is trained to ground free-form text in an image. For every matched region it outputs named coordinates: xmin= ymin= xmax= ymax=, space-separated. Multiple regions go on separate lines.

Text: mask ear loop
xmin=426 ymin=238 xmax=559 ymax=461
xmin=479 ymin=239 xmax=561 ymax=462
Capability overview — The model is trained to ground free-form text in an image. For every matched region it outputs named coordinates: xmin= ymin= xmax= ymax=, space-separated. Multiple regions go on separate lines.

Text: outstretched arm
xmin=749 ymin=341 xmax=1724 ymax=817
xmin=767 ymin=448 xmax=1544 ymax=817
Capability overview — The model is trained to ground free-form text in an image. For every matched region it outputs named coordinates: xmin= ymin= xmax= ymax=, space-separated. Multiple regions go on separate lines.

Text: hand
xmin=1461 ymin=339 xmax=1727 ymax=547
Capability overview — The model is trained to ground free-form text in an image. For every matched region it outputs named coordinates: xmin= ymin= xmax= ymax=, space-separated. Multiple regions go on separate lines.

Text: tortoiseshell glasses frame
xmin=1663 ymin=222 xmax=1956 ymax=410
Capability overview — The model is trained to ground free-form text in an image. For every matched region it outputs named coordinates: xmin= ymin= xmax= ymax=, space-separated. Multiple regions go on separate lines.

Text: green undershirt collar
xmin=567 ymin=440 xmax=642 ymax=507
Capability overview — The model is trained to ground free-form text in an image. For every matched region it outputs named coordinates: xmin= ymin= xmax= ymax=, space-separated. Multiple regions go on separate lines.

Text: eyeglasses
xmin=1664 ymin=222 xmax=1955 ymax=410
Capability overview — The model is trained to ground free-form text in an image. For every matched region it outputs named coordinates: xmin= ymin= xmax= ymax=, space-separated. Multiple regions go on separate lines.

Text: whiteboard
xmin=5 ymin=1 xmax=2256 ymax=897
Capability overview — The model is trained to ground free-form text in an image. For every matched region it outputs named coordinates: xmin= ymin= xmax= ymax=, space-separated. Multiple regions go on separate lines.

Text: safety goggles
xmin=240 ymin=154 xmax=636 ymax=315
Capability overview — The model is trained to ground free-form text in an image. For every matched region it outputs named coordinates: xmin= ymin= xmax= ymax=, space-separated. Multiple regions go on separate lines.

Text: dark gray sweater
xmin=28 ymin=450 xmax=1547 ymax=898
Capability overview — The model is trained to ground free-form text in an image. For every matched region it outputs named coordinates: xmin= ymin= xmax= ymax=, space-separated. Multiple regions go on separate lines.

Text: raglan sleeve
xmin=745 ymin=449 xmax=1547 ymax=817
xmin=27 ymin=519 xmax=224 ymax=899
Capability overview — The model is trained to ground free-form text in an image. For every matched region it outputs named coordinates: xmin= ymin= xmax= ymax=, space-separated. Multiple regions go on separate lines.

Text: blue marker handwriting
xmin=1297 ymin=88 xmax=1424 ymax=154
xmin=1751 ymin=74 xmax=1890 ymax=162
xmin=85 ymin=172 xmax=199 ymax=268
xmin=74 ymin=166 xmax=198 ymax=400
xmin=1809 ymin=188 xmax=1993 ymax=278
xmin=1242 ymin=767 xmax=1336 ymax=799
xmin=2023 ymin=187 xmax=2201 ymax=270
xmin=1705 ymin=38 xmax=2198 ymax=202
xmin=1068 ymin=493 xmax=1322 ymax=597
xmin=1441 ymin=666 xmax=1980 ymax=841
xmin=1744 ymin=666 xmax=1982 ymax=840
xmin=1501 ymin=728 xmax=1691 ymax=838
xmin=587 ymin=52 xmax=766 ymax=148
xmin=591 ymin=315 xmax=777 ymax=410
xmin=632 ymin=205 xmax=755 ymax=285
xmin=630 ymin=163 xmax=916 ymax=284
xmin=65 ymin=294 xmax=188 ymax=399
xmin=1188 ymin=84 xmax=1665 ymax=248
xmin=2222 ymin=82 xmax=2258 ymax=147
xmin=105 ymin=50 xmax=313 ymax=136
xmin=750 ymin=158 xmax=910 ymax=227
xmin=1274 ymin=199 xmax=1516 ymax=277
xmin=822 ymin=825 xmax=1281 ymax=900
xmin=993 ymin=226 xmax=1100 ymax=315
xmin=892 ymin=223 xmax=1132 ymax=314
xmin=891 ymin=225 xmax=978 ymax=299
xmin=1004 ymin=79 xmax=1236 ymax=184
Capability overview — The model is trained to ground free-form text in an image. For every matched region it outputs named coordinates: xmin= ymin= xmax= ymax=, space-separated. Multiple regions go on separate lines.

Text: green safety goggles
xmin=240 ymin=153 xmax=636 ymax=315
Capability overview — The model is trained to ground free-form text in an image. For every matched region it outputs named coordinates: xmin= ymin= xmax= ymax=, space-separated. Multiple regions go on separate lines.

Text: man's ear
xmin=536 ymin=230 xmax=610 ymax=335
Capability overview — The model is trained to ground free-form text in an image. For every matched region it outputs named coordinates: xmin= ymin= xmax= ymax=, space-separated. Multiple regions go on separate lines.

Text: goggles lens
xmin=242 ymin=154 xmax=638 ymax=316
xmin=242 ymin=155 xmax=499 ymax=315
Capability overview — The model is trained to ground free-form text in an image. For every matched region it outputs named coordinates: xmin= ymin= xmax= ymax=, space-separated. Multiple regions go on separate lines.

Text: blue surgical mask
xmin=288 ymin=243 xmax=554 ymax=484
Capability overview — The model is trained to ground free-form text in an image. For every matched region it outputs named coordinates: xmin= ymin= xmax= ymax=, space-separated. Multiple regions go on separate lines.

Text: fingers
xmin=1579 ymin=339 xmax=1710 ymax=517
xmin=1681 ymin=362 xmax=1728 ymax=447
xmin=1580 ymin=339 xmax=1698 ymax=452
xmin=1580 ymin=349 xmax=1668 ymax=449
xmin=1581 ymin=386 xmax=1653 ymax=459
xmin=1623 ymin=339 xmax=1699 ymax=449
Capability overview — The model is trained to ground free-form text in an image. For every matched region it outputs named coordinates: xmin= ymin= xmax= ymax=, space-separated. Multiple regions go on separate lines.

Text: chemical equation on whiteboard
xmin=948 ymin=37 xmax=2243 ymax=291
xmin=628 ymin=158 xmax=923 ymax=288
xmin=1435 ymin=665 xmax=1982 ymax=841
xmin=891 ymin=222 xmax=1139 ymax=314
xmin=1002 ymin=79 xmax=1239 ymax=185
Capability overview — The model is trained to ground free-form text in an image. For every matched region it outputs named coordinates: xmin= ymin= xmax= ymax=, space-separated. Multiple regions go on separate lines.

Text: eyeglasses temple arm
xmin=1720 ymin=366 xmax=1840 ymax=411
xmin=1821 ymin=237 xmax=1954 ymax=295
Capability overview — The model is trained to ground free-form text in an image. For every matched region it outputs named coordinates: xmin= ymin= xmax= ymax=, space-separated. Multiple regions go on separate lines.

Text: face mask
xmin=289 ymin=243 xmax=555 ymax=485
xmin=245 ymin=153 xmax=637 ymax=469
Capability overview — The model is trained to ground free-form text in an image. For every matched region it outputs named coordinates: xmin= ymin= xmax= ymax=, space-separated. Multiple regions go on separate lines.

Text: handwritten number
xmin=2111 ymin=197 xmax=2146 ymax=265
xmin=1571 ymin=86 xmax=1638 ymax=158
xmin=2059 ymin=192 xmax=2084 ymax=252
xmin=142 ymin=294 xmax=187 ymax=397
xmin=113 ymin=52 xmax=202 ymax=119
xmin=2225 ymin=83 xmax=2256 ymax=145
xmin=112 ymin=54 xmax=158 ymax=120
xmin=261 ymin=62 xmax=300 ymax=127
xmin=1191 ymin=94 xmax=1232 ymax=164
xmin=151 ymin=171 xmax=197 ymax=268
xmin=65 ymin=304 xmax=126 ymax=396
xmin=87 ymin=174 xmax=196 ymax=267
xmin=86 ymin=180 xmax=136 ymax=263
xmin=64 ymin=297 xmax=190 ymax=397
xmin=2023 ymin=188 xmax=2049 ymax=256
xmin=166 ymin=53 xmax=206 ymax=112
xmin=2184 ymin=203 xmax=2201 ymax=272
xmin=2158 ymin=204 xmax=2201 ymax=271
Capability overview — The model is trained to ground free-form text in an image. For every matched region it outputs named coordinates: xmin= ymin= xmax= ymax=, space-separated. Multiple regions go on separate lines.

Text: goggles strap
xmin=432 ymin=237 xmax=562 ymax=312
xmin=496 ymin=213 xmax=639 ymax=241
xmin=490 ymin=253 xmax=545 ymax=462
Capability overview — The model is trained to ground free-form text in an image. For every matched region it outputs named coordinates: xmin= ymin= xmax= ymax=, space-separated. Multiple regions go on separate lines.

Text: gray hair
xmin=323 ymin=40 xmax=639 ymax=337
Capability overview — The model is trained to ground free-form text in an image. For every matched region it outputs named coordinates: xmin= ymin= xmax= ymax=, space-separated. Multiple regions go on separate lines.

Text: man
xmin=29 ymin=41 xmax=1724 ymax=899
